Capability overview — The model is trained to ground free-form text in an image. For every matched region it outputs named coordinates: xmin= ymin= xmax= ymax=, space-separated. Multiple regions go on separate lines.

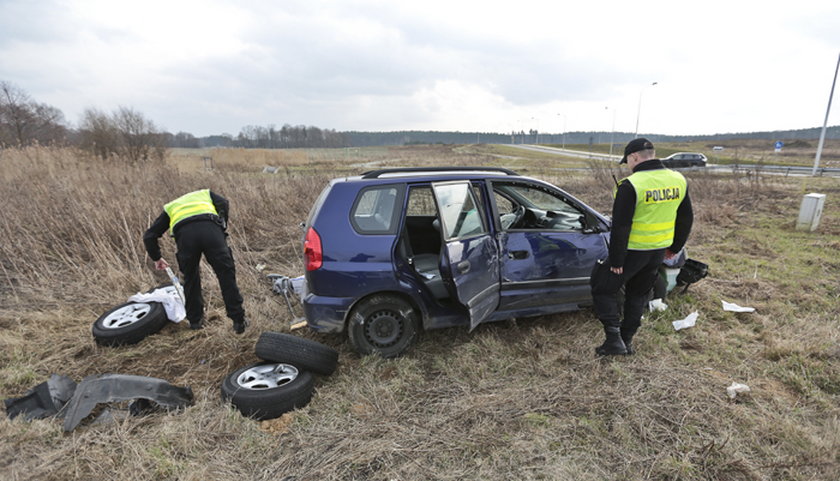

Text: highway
xmin=504 ymin=144 xmax=840 ymax=178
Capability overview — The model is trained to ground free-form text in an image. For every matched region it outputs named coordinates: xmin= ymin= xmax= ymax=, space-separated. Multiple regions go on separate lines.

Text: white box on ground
xmin=796 ymin=193 xmax=825 ymax=231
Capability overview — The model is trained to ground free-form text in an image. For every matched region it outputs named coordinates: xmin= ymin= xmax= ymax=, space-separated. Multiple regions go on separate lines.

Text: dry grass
xmin=1 ymin=145 xmax=839 ymax=480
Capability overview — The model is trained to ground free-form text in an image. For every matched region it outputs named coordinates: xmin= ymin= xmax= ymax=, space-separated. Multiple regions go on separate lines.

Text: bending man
xmin=143 ymin=189 xmax=248 ymax=334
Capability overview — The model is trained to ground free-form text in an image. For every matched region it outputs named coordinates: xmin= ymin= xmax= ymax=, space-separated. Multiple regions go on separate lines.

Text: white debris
xmin=726 ymin=382 xmax=751 ymax=399
xmin=649 ymin=298 xmax=668 ymax=312
xmin=722 ymin=300 xmax=755 ymax=313
xmin=672 ymin=311 xmax=698 ymax=331
xmin=129 ymin=287 xmax=186 ymax=323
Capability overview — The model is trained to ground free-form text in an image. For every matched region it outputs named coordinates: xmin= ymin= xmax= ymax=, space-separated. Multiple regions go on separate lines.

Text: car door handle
xmin=457 ymin=260 xmax=471 ymax=274
xmin=508 ymin=250 xmax=529 ymax=260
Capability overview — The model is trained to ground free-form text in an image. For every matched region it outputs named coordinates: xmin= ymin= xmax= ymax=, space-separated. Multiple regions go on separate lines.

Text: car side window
xmin=351 ymin=185 xmax=400 ymax=234
xmin=494 ymin=182 xmax=585 ymax=231
xmin=432 ymin=182 xmax=487 ymax=240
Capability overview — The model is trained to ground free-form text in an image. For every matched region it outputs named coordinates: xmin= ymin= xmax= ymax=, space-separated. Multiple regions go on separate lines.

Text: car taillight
xmin=304 ymin=226 xmax=323 ymax=271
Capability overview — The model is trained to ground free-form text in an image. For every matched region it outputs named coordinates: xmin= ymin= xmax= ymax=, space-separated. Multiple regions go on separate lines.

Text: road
xmin=503 ymin=144 xmax=840 ymax=178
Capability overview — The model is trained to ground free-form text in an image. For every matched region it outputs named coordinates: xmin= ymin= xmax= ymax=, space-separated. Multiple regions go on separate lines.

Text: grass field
xmin=1 ymin=144 xmax=839 ymax=480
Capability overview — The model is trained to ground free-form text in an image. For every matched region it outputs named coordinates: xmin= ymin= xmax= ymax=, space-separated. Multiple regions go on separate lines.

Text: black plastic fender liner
xmin=62 ymin=374 xmax=193 ymax=432
xmin=3 ymin=374 xmax=77 ymax=421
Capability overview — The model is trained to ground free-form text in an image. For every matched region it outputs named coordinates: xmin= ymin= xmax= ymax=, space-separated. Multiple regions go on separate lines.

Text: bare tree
xmin=0 ymin=81 xmax=67 ymax=147
xmin=79 ymin=106 xmax=166 ymax=163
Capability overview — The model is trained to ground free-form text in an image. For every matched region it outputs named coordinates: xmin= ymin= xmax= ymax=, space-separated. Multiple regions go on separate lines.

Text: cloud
xmin=1 ymin=0 xmax=839 ymax=136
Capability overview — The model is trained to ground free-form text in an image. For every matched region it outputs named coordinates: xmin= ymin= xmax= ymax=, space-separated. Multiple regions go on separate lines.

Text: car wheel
xmin=92 ymin=301 xmax=169 ymax=346
xmin=347 ymin=294 xmax=419 ymax=358
xmin=255 ymin=331 xmax=339 ymax=376
xmin=221 ymin=362 xmax=314 ymax=420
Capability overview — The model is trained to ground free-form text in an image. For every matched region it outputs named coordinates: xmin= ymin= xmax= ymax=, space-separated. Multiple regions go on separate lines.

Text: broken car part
xmin=4 ymin=374 xmax=76 ymax=421
xmin=268 ymin=274 xmax=307 ymax=328
xmin=62 ymin=374 xmax=193 ymax=432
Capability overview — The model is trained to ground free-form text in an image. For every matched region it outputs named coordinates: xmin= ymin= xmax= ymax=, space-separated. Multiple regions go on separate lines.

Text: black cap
xmin=620 ymin=138 xmax=654 ymax=164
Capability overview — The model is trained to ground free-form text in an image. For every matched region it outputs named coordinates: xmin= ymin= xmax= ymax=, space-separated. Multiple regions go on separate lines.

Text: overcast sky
xmin=2 ymin=0 xmax=839 ymax=137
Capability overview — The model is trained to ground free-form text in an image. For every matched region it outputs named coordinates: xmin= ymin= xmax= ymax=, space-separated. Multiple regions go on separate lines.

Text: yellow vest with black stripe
xmin=163 ymin=189 xmax=218 ymax=232
xmin=621 ymin=169 xmax=687 ymax=250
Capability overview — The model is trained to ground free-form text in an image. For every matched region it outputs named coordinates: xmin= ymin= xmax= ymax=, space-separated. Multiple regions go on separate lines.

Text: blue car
xmin=300 ymin=167 xmax=611 ymax=357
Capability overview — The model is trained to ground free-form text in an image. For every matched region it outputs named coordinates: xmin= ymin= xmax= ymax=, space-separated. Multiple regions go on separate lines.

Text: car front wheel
xmin=347 ymin=294 xmax=419 ymax=358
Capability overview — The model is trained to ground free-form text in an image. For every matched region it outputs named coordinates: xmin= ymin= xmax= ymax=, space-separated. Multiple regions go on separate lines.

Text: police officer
xmin=592 ymin=138 xmax=693 ymax=355
xmin=143 ymin=189 xmax=248 ymax=334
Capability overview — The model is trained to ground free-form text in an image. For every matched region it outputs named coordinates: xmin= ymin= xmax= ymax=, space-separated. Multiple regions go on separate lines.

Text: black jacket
xmin=143 ymin=191 xmax=230 ymax=261
xmin=609 ymin=159 xmax=693 ymax=268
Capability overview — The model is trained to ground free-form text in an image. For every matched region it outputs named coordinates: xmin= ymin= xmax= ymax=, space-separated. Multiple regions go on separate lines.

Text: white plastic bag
xmin=722 ymin=300 xmax=755 ymax=313
xmin=672 ymin=311 xmax=698 ymax=331
xmin=128 ymin=288 xmax=186 ymax=323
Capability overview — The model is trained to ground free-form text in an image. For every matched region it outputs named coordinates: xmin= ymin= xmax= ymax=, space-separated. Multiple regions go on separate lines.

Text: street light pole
xmin=812 ymin=52 xmax=840 ymax=176
xmin=557 ymin=113 xmax=567 ymax=148
xmin=531 ymin=117 xmax=538 ymax=144
xmin=634 ymin=81 xmax=658 ymax=138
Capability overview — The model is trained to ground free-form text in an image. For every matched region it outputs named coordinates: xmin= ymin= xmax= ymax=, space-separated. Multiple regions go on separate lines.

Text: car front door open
xmin=431 ymin=181 xmax=500 ymax=331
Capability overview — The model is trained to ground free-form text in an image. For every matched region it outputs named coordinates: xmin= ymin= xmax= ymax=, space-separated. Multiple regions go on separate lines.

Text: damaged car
xmin=288 ymin=167 xmax=611 ymax=358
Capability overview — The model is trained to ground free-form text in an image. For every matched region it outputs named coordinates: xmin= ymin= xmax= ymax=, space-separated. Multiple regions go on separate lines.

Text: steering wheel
xmin=500 ymin=205 xmax=526 ymax=230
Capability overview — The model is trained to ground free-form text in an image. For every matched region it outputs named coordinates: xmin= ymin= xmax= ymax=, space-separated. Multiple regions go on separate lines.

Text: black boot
xmin=595 ymin=326 xmax=627 ymax=356
xmin=621 ymin=327 xmax=637 ymax=355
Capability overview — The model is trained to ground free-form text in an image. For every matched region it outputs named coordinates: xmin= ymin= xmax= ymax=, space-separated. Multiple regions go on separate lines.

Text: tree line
xmin=4 ymin=80 xmax=839 ymax=160
xmin=0 ymin=81 xmax=351 ymax=162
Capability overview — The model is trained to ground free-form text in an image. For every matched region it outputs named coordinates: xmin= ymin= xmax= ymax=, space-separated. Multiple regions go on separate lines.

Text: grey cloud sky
xmin=2 ymin=0 xmax=839 ymax=137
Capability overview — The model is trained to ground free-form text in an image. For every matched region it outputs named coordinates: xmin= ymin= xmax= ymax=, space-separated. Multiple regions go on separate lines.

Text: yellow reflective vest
xmin=163 ymin=189 xmax=218 ymax=232
xmin=620 ymin=169 xmax=687 ymax=250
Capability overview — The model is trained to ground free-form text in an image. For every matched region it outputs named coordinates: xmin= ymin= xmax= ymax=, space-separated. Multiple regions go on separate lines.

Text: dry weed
xmin=1 ymin=146 xmax=839 ymax=481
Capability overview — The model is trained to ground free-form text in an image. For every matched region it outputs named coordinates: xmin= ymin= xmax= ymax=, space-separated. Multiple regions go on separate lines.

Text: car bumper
xmin=303 ymin=294 xmax=353 ymax=333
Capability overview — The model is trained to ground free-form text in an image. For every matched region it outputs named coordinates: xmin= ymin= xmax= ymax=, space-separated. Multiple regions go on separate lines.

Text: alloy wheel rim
xmin=236 ymin=364 xmax=299 ymax=390
xmin=101 ymin=303 xmax=153 ymax=329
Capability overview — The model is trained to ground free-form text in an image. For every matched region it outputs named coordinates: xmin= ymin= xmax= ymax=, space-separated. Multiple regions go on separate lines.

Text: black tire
xmin=92 ymin=301 xmax=169 ymax=346
xmin=255 ymin=332 xmax=339 ymax=376
xmin=221 ymin=362 xmax=314 ymax=420
xmin=347 ymin=294 xmax=419 ymax=358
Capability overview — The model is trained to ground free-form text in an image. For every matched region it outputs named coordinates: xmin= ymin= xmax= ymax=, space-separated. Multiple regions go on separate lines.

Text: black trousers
xmin=174 ymin=220 xmax=245 ymax=323
xmin=592 ymin=249 xmax=665 ymax=331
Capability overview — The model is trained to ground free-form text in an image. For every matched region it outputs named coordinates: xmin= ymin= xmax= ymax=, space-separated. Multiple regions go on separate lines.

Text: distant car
xmin=662 ymin=152 xmax=707 ymax=168
xmin=712 ymin=146 xmax=724 ymax=151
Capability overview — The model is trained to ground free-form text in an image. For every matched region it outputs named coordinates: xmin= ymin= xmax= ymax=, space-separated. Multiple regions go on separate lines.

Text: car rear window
xmin=351 ymin=185 xmax=401 ymax=234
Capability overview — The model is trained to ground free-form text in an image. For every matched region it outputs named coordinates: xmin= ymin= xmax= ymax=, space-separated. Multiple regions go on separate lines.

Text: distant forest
xmin=2 ymin=79 xmax=838 ymax=152
xmin=186 ymin=125 xmax=840 ymax=149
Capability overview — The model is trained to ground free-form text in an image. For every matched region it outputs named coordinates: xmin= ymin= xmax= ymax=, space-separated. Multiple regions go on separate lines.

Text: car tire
xmin=92 ymin=301 xmax=169 ymax=346
xmin=255 ymin=331 xmax=339 ymax=376
xmin=221 ymin=362 xmax=314 ymax=420
xmin=347 ymin=294 xmax=419 ymax=358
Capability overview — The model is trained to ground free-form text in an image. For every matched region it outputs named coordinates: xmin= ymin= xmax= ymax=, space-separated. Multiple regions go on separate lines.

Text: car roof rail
xmin=361 ymin=166 xmax=519 ymax=179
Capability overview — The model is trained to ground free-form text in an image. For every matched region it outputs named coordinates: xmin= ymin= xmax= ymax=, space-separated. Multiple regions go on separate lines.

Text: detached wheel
xmin=92 ymin=301 xmax=168 ymax=346
xmin=221 ymin=362 xmax=314 ymax=420
xmin=255 ymin=332 xmax=339 ymax=376
xmin=348 ymin=295 xmax=419 ymax=358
